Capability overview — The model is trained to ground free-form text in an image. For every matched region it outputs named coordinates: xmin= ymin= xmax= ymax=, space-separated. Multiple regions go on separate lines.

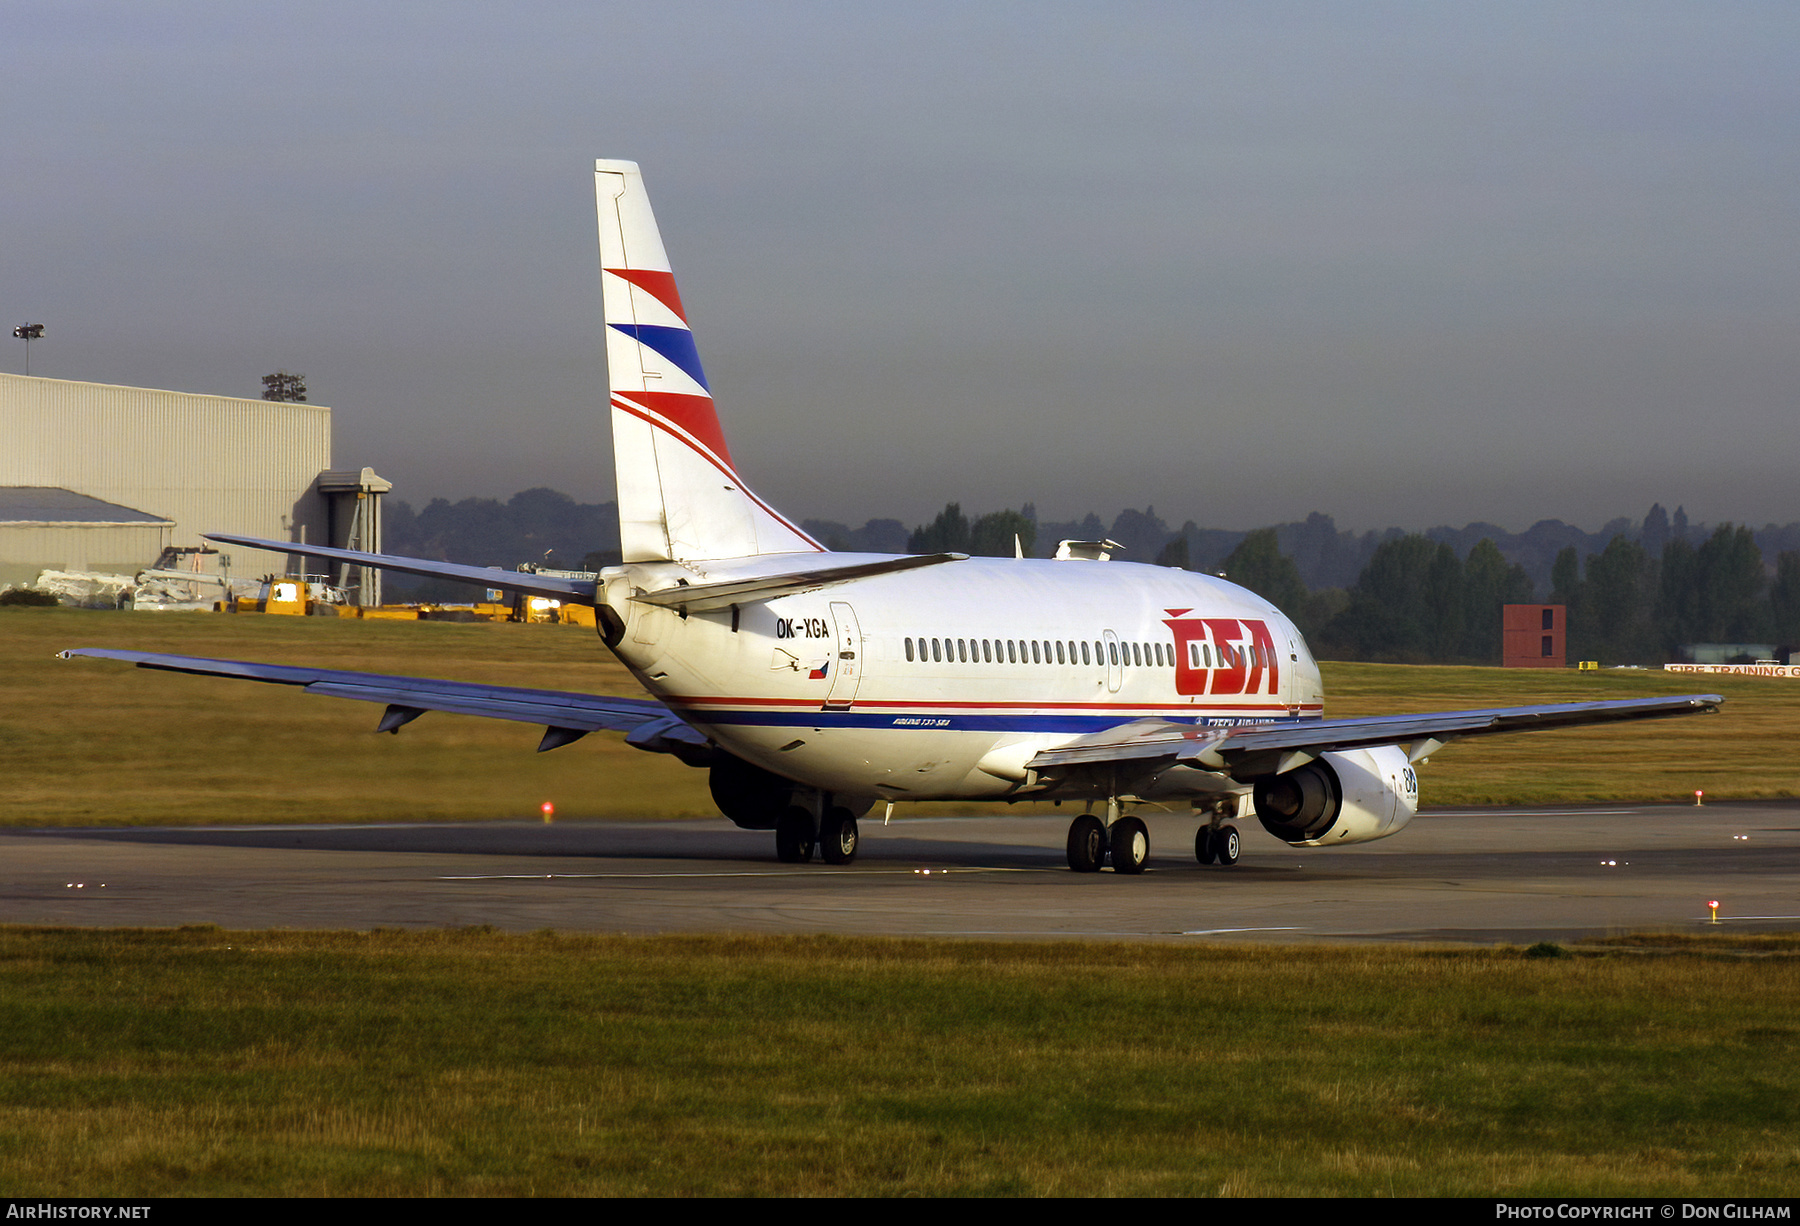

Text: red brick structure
xmin=1503 ymin=604 xmax=1566 ymax=668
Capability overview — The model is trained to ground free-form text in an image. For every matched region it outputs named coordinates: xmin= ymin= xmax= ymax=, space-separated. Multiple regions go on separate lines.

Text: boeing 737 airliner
xmin=66 ymin=160 xmax=1722 ymax=874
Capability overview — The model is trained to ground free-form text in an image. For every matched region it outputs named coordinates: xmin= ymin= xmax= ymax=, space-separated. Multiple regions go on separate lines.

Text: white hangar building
xmin=1 ymin=372 xmax=389 ymax=602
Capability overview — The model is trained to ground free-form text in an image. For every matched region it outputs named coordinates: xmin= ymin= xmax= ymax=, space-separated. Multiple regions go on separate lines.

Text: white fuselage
xmin=604 ymin=553 xmax=1325 ymax=801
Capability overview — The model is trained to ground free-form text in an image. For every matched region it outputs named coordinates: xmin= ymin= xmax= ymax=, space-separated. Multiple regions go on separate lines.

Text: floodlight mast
xmin=12 ymin=323 xmax=43 ymax=375
xmin=261 ymin=370 xmax=307 ymax=402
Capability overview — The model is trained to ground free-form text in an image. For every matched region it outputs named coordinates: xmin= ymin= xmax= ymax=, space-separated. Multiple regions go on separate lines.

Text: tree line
xmin=379 ymin=489 xmax=1798 ymax=663
xmin=1548 ymin=527 xmax=1800 ymax=665
xmin=1189 ymin=522 xmax=1799 ymax=664
xmin=890 ymin=500 xmax=1800 ymax=665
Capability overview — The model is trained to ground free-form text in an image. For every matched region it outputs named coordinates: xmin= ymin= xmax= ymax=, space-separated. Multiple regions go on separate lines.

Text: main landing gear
xmin=1065 ymin=809 xmax=1150 ymax=875
xmin=1195 ymin=823 xmax=1240 ymax=867
xmin=775 ymin=803 xmax=861 ymax=865
xmin=1065 ymin=798 xmax=1246 ymax=875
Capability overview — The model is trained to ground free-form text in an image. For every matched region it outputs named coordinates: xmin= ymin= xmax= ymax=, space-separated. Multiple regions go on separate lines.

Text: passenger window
xmin=905 ymin=637 xmax=914 ymax=662
xmin=1055 ymin=641 xmax=1065 ymax=665
xmin=983 ymin=639 xmax=993 ymax=663
xmin=957 ymin=638 xmax=967 ymax=662
xmin=1006 ymin=640 xmax=1016 ymax=663
xmin=931 ymin=638 xmax=941 ymax=662
xmin=1080 ymin=641 xmax=1090 ymax=666
xmin=1031 ymin=641 xmax=1041 ymax=664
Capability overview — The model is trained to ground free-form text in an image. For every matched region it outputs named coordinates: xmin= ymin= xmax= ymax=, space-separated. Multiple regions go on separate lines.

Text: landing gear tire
xmin=820 ymin=807 xmax=859 ymax=865
xmin=1066 ymin=815 xmax=1106 ymax=873
xmin=1110 ymin=816 xmax=1149 ymax=875
xmin=1196 ymin=826 xmax=1218 ymax=865
xmin=775 ymin=807 xmax=816 ymax=864
xmin=1214 ymin=823 xmax=1240 ymax=867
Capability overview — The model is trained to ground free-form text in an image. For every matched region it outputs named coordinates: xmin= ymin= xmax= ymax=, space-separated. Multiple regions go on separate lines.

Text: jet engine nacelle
xmin=708 ymin=751 xmax=878 ymax=831
xmin=1251 ymin=745 xmax=1418 ymax=847
xmin=708 ymin=751 xmax=798 ymax=830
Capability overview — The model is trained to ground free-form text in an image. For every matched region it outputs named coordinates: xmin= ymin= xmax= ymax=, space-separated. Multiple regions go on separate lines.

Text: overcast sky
xmin=5 ymin=2 xmax=1797 ymax=534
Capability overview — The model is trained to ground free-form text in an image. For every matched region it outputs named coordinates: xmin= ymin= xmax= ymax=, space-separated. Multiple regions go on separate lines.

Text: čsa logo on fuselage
xmin=1161 ymin=611 xmax=1280 ymax=698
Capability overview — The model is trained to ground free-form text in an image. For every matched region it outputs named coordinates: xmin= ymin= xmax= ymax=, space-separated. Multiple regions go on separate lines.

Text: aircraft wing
xmin=1026 ymin=694 xmax=1725 ymax=778
xmin=58 ymin=648 xmax=710 ymax=762
xmin=203 ymin=533 xmax=597 ymax=603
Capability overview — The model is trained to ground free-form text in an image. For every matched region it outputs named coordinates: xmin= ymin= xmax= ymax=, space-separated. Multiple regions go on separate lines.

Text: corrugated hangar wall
xmin=0 ymin=372 xmax=332 ymax=583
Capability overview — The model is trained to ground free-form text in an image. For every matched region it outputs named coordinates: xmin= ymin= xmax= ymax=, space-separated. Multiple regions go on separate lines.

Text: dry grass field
xmin=3 ymin=606 xmax=710 ymax=825
xmin=3 ymin=605 xmax=1792 ymax=825
xmin=1320 ymin=660 xmax=1798 ymax=805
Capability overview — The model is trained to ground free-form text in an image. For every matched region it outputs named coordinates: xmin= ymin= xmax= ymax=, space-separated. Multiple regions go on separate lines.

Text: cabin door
xmin=823 ymin=601 xmax=864 ymax=711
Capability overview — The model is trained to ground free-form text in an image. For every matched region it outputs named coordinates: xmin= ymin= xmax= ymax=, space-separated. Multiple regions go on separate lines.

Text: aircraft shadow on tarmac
xmin=28 ymin=818 xmax=1795 ymax=882
xmin=30 ymin=821 xmax=1077 ymax=871
xmin=22 ymin=820 xmax=1313 ymax=876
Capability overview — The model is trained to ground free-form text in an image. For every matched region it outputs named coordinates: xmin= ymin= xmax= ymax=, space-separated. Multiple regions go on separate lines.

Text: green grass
xmin=0 ymin=927 xmax=1795 ymax=1196
xmin=3 ymin=606 xmax=1791 ymax=825
xmin=1318 ymin=660 xmax=1799 ymax=805
xmin=2 ymin=606 xmax=711 ymax=824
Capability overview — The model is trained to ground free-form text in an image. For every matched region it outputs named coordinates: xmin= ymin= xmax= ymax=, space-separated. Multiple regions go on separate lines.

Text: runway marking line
xmin=1424 ymin=809 xmax=1642 ymax=818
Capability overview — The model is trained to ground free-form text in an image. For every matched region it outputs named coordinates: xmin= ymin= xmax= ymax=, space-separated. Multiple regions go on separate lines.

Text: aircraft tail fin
xmin=596 ymin=160 xmax=822 ymax=563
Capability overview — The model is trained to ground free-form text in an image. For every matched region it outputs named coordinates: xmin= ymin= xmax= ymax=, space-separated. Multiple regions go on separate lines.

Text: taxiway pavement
xmin=3 ymin=803 xmax=1795 ymax=943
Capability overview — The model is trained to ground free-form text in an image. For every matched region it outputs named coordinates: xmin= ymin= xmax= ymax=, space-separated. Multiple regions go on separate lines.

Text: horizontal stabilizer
xmin=60 ymin=649 xmax=709 ymax=763
xmin=203 ymin=533 xmax=597 ymax=604
xmin=632 ymin=552 xmax=967 ymax=613
xmin=1028 ymin=694 xmax=1724 ymax=776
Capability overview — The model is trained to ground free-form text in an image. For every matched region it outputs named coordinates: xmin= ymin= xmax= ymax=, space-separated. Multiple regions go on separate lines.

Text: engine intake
xmin=1252 ymin=746 xmax=1418 ymax=846
xmin=1253 ymin=761 xmax=1341 ymax=842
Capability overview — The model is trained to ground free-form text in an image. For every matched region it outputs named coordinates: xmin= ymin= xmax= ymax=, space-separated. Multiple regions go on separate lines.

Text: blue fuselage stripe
xmin=667 ymin=708 xmax=1320 ymax=733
